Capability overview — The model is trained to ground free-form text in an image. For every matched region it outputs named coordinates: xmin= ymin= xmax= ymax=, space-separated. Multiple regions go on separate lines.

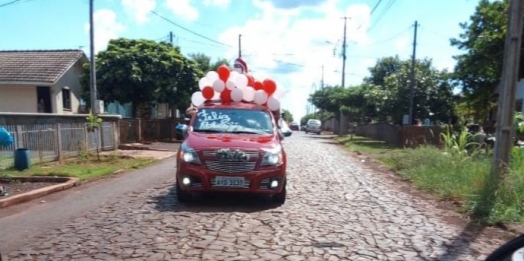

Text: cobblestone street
xmin=5 ymin=133 xmax=505 ymax=261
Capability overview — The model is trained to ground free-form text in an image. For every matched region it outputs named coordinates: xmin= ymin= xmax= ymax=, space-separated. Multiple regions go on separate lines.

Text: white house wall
xmin=53 ymin=61 xmax=84 ymax=114
xmin=0 ymin=85 xmax=38 ymax=112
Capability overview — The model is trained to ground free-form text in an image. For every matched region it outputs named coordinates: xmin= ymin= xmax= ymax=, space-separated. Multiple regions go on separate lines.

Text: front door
xmin=36 ymin=86 xmax=52 ymax=113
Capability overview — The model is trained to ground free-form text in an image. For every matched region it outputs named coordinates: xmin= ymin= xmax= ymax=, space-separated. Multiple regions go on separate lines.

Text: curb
xmin=0 ymin=177 xmax=80 ymax=209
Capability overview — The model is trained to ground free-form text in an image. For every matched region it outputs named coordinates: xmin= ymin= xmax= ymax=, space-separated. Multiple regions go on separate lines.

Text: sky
xmin=0 ymin=0 xmax=482 ymax=122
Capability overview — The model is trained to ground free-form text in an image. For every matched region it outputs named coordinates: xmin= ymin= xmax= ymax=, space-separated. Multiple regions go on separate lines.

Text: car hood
xmin=185 ymin=131 xmax=279 ymax=150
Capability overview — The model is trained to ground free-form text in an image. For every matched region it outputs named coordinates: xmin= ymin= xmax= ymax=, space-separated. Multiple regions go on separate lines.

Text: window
xmin=62 ymin=87 xmax=71 ymax=110
xmin=193 ymin=108 xmax=274 ymax=134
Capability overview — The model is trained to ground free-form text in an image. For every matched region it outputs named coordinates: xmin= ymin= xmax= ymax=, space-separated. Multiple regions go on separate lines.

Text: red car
xmin=176 ymin=100 xmax=287 ymax=204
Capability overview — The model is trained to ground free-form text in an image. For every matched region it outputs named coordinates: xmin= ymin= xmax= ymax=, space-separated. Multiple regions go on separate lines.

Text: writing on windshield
xmin=193 ymin=109 xmax=273 ymax=134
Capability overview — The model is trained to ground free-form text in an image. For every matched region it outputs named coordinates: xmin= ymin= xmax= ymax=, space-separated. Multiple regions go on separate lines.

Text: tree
xmin=85 ymin=113 xmax=103 ymax=161
xmin=80 ymin=38 xmax=203 ymax=117
xmin=189 ymin=53 xmax=230 ymax=73
xmin=450 ymin=0 xmax=524 ymax=123
xmin=281 ymin=109 xmax=293 ymax=123
xmin=363 ymin=56 xmax=403 ymax=87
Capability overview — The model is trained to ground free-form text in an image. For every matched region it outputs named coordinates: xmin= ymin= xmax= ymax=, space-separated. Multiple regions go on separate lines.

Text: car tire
xmin=176 ymin=180 xmax=192 ymax=203
xmin=271 ymin=181 xmax=286 ymax=205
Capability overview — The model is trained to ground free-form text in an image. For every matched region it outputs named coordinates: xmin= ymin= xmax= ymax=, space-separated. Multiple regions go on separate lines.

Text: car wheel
xmin=271 ymin=181 xmax=286 ymax=205
xmin=176 ymin=180 xmax=192 ymax=203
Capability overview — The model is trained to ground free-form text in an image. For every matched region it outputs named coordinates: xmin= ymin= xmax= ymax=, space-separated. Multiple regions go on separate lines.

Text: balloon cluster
xmin=190 ymin=65 xmax=283 ymax=111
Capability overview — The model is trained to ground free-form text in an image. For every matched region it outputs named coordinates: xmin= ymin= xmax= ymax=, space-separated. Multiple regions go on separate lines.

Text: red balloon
xmin=202 ymin=86 xmax=214 ymax=100
xmin=220 ymin=89 xmax=232 ymax=103
xmin=246 ymin=74 xmax=255 ymax=87
xmin=217 ymin=65 xmax=230 ymax=82
xmin=262 ymin=79 xmax=277 ymax=95
xmin=253 ymin=81 xmax=264 ymax=90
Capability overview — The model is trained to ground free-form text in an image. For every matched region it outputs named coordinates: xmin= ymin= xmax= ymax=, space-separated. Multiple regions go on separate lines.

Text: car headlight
xmin=180 ymin=142 xmax=200 ymax=164
xmin=261 ymin=145 xmax=283 ymax=166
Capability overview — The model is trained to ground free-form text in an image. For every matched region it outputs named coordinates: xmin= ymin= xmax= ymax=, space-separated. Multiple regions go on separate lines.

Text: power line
xmin=150 ymin=10 xmax=233 ymax=48
xmin=0 ymin=0 xmax=35 ymax=8
xmin=367 ymin=0 xmax=397 ymax=33
xmin=369 ymin=0 xmax=384 ymax=15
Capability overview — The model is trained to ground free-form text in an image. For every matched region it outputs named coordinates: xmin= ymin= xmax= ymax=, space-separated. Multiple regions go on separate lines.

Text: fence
xmin=0 ymin=113 xmax=121 ymax=169
xmin=119 ymin=118 xmax=184 ymax=144
xmin=354 ymin=122 xmax=445 ymax=147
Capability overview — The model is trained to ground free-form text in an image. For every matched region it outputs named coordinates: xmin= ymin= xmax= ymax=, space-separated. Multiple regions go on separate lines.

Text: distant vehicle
xmin=289 ymin=122 xmax=300 ymax=131
xmin=305 ymin=119 xmax=322 ymax=135
xmin=280 ymin=120 xmax=293 ymax=137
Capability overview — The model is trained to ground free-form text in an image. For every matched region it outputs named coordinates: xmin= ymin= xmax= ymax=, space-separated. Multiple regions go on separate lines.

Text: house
xmin=0 ymin=49 xmax=89 ymax=114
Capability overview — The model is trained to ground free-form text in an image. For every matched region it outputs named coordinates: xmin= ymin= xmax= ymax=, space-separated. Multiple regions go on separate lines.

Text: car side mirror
xmin=278 ymin=130 xmax=285 ymax=140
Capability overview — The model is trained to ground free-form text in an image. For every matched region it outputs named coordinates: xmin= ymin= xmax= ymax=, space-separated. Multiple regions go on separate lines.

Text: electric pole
xmin=89 ymin=0 xmax=97 ymax=115
xmin=169 ymin=31 xmax=173 ymax=44
xmin=321 ymin=65 xmax=325 ymax=89
xmin=238 ymin=34 xmax=242 ymax=57
xmin=492 ymin=0 xmax=524 ymax=177
xmin=341 ymin=17 xmax=348 ymax=89
xmin=408 ymin=21 xmax=419 ymax=125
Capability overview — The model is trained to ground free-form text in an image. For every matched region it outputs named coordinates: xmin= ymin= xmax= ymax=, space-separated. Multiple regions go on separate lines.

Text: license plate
xmin=214 ymin=176 xmax=245 ymax=187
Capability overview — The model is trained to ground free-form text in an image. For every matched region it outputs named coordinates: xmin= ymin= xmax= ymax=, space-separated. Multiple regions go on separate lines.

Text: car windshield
xmin=308 ymin=120 xmax=321 ymax=125
xmin=192 ymin=108 xmax=274 ymax=134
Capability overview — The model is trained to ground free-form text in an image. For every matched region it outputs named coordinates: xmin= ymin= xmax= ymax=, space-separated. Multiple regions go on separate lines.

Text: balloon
xmin=229 ymin=70 xmax=239 ymax=81
xmin=202 ymin=86 xmax=214 ymax=100
xmin=198 ymin=77 xmax=208 ymax=90
xmin=217 ymin=65 xmax=230 ymax=82
xmin=242 ymin=86 xmax=255 ymax=102
xmin=191 ymin=91 xmax=205 ymax=106
xmin=262 ymin=78 xmax=277 ymax=95
xmin=253 ymin=81 xmax=264 ymax=91
xmin=212 ymin=79 xmax=226 ymax=92
xmin=273 ymin=88 xmax=285 ymax=99
xmin=231 ymin=88 xmax=243 ymax=102
xmin=206 ymin=71 xmax=219 ymax=82
xmin=212 ymin=91 xmax=220 ymax=100
xmin=246 ymin=74 xmax=255 ymax=87
xmin=221 ymin=89 xmax=232 ymax=103
xmin=226 ymin=79 xmax=236 ymax=90
xmin=235 ymin=74 xmax=248 ymax=89
xmin=253 ymin=90 xmax=268 ymax=105
xmin=267 ymin=96 xmax=280 ymax=111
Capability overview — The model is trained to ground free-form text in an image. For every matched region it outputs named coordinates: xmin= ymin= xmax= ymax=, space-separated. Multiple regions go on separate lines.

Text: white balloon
xmin=231 ymin=88 xmax=243 ymax=102
xmin=242 ymin=86 xmax=255 ymax=102
xmin=226 ymin=79 xmax=236 ymax=90
xmin=273 ymin=88 xmax=286 ymax=99
xmin=212 ymin=91 xmax=220 ymax=100
xmin=191 ymin=91 xmax=205 ymax=106
xmin=267 ymin=96 xmax=280 ymax=111
xmin=228 ymin=71 xmax=239 ymax=81
xmin=198 ymin=77 xmax=209 ymax=90
xmin=212 ymin=79 xmax=226 ymax=93
xmin=236 ymin=74 xmax=248 ymax=89
xmin=206 ymin=71 xmax=219 ymax=82
xmin=253 ymin=90 xmax=268 ymax=105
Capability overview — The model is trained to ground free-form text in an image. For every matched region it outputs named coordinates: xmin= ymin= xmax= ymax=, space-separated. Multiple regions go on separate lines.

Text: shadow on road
xmin=151 ymin=184 xmax=281 ymax=213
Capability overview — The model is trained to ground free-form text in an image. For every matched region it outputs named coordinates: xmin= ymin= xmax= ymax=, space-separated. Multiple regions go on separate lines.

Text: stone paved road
xmin=4 ymin=133 xmax=505 ymax=261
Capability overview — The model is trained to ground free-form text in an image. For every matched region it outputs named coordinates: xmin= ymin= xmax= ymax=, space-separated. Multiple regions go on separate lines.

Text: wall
xmin=0 ymin=85 xmax=38 ymax=113
xmin=53 ymin=61 xmax=84 ymax=114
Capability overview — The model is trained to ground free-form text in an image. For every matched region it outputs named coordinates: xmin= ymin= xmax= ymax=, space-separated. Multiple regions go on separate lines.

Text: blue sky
xmin=0 ymin=0 xmax=482 ymax=121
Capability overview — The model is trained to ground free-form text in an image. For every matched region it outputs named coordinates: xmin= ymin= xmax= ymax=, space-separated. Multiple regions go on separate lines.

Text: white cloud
xmin=121 ymin=0 xmax=156 ymax=24
xmin=84 ymin=9 xmax=125 ymax=54
xmin=204 ymin=0 xmax=230 ymax=8
xmin=165 ymin=0 xmax=199 ymax=21
xmin=216 ymin=0 xmax=372 ymax=121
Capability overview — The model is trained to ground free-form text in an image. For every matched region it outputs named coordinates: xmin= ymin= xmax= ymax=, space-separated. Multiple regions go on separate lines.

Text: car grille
xmin=202 ymin=150 xmax=260 ymax=173
xmin=204 ymin=161 xmax=256 ymax=173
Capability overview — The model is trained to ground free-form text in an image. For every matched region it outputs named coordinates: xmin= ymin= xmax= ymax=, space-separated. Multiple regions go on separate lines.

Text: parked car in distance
xmin=305 ymin=119 xmax=322 ymax=135
xmin=301 ymin=125 xmax=307 ymax=132
xmin=289 ymin=122 xmax=300 ymax=131
xmin=280 ymin=120 xmax=293 ymax=137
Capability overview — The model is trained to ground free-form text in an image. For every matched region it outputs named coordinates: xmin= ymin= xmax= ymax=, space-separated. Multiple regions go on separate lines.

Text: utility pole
xmin=89 ymin=0 xmax=97 ymax=115
xmin=341 ymin=17 xmax=348 ymax=89
xmin=238 ymin=34 xmax=242 ymax=57
xmin=339 ymin=16 xmax=349 ymax=135
xmin=492 ymin=0 xmax=524 ymax=177
xmin=169 ymin=31 xmax=173 ymax=44
xmin=408 ymin=21 xmax=419 ymax=125
xmin=321 ymin=65 xmax=325 ymax=89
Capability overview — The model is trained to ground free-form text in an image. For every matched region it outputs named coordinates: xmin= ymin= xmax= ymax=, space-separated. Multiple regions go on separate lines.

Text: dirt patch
xmin=0 ymin=181 xmax=57 ymax=198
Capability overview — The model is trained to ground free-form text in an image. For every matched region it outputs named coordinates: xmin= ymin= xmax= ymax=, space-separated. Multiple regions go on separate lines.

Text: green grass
xmin=336 ymin=135 xmax=402 ymax=156
xmin=336 ymin=135 xmax=524 ymax=225
xmin=2 ymin=153 xmax=157 ymax=181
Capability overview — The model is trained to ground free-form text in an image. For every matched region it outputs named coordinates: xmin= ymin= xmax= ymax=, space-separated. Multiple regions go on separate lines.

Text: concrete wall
xmin=53 ymin=61 xmax=84 ymax=114
xmin=0 ymin=85 xmax=38 ymax=113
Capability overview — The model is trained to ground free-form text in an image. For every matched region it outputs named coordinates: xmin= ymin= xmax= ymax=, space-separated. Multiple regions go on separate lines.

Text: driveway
xmin=2 ymin=133 xmax=506 ymax=260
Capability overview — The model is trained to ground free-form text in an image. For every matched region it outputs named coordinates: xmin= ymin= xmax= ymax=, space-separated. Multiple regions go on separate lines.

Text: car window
xmin=307 ymin=119 xmax=321 ymax=125
xmin=193 ymin=108 xmax=274 ymax=134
